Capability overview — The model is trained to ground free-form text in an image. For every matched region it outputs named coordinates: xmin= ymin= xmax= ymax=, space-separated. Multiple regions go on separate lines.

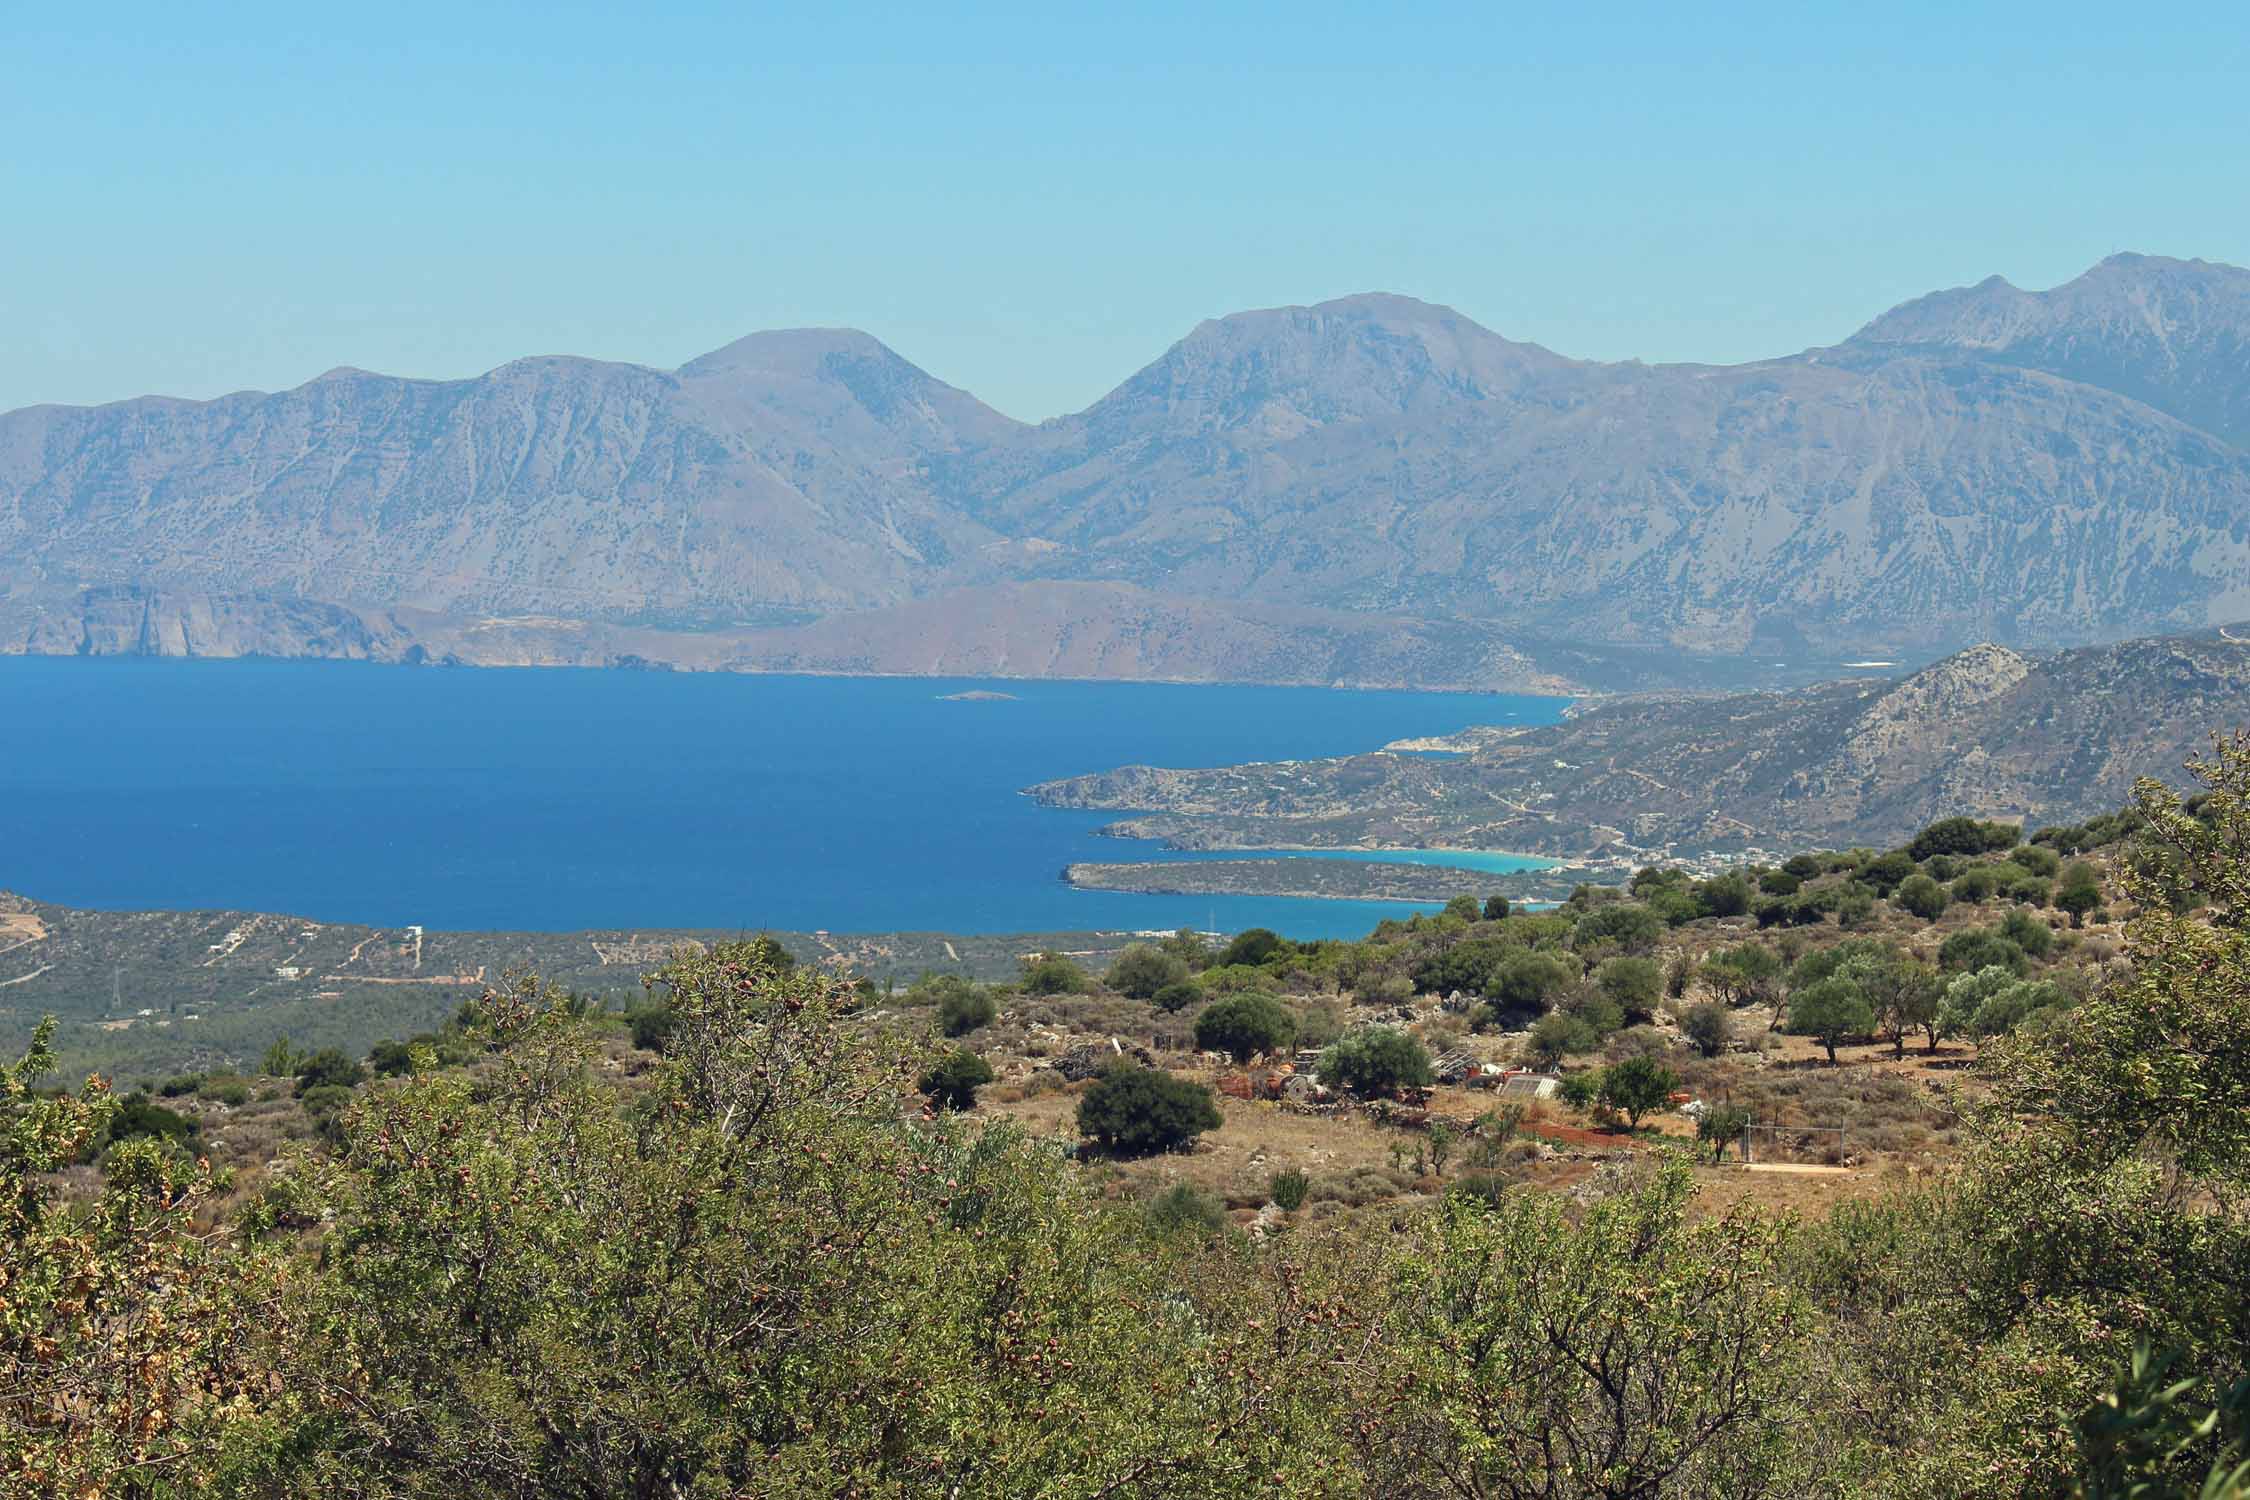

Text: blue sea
xmin=0 ymin=659 xmax=1567 ymax=939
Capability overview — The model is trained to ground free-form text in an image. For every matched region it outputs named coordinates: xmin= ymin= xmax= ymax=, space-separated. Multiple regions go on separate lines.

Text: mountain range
xmin=1028 ymin=630 xmax=2250 ymax=860
xmin=6 ymin=253 xmax=2249 ymax=689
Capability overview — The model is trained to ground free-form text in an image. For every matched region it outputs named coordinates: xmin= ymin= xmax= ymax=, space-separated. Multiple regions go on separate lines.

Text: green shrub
xmin=298 ymin=1083 xmax=355 ymax=1120
xmin=1693 ymin=872 xmax=1755 ymax=918
xmin=1269 ymin=1167 xmax=1311 ymax=1212
xmin=1907 ymin=816 xmax=2019 ymax=860
xmin=1106 ymin=943 xmax=1190 ymax=1000
xmin=1528 ymin=1011 xmax=1597 ymax=1066
xmin=1940 ymin=927 xmax=2029 ymax=976
xmin=1682 ymin=1002 xmax=1730 ymax=1058
xmin=1150 ymin=979 xmax=1205 ymax=1014
xmin=918 ymin=1049 xmax=996 ymax=1111
xmin=1193 ymin=992 xmax=1298 ymax=1063
xmin=1019 ymin=952 xmax=1088 ymax=996
xmin=1143 ymin=1182 xmax=1227 ymax=1238
xmin=1598 ymin=1055 xmax=1680 ymax=1128
xmin=1894 ymin=873 xmax=1949 ymax=920
xmin=294 ymin=1048 xmax=366 ymax=1095
xmin=1950 ymin=867 xmax=2000 ymax=903
xmin=1077 ymin=1066 xmax=1221 ymax=1155
xmin=367 ymin=1040 xmax=417 ymax=1077
xmin=1594 ymin=957 xmax=1664 ymax=1022
xmin=106 ymin=1092 xmax=198 ymax=1148
xmin=1293 ymin=998 xmax=1346 ymax=1050
xmin=1217 ymin=928 xmax=1286 ymax=968
xmin=1557 ymin=1070 xmax=1601 ymax=1108
xmin=157 ymin=1073 xmax=204 ymax=1098
xmin=1448 ymin=1170 xmax=1511 ymax=1210
xmin=1317 ymin=1027 xmax=1434 ymax=1096
xmin=2005 ymin=877 xmax=2052 ymax=906
xmin=938 ymin=984 xmax=1000 ymax=1037
xmin=627 ymin=1004 xmax=674 ymax=1053
xmin=1570 ymin=903 xmax=1665 ymax=955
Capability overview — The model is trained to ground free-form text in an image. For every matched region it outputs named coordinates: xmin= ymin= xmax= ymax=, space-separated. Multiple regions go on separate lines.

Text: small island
xmin=937 ymin=689 xmax=1020 ymax=702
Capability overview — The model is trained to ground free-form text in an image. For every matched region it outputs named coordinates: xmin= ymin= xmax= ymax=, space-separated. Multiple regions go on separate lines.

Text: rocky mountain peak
xmin=1847 ymin=253 xmax=2250 ymax=446
xmin=675 ymin=327 xmax=1022 ymax=450
xmin=1075 ymin=292 xmax=1570 ymax=438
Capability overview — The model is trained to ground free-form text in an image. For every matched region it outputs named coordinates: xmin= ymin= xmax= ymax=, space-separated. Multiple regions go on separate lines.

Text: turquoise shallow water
xmin=0 ymin=658 xmax=1568 ymax=939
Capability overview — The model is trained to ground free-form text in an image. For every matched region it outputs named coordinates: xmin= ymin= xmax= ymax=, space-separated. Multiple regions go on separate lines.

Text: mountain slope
xmin=1847 ymin=252 xmax=2250 ymax=448
xmin=1028 ymin=631 xmax=2250 ymax=857
xmin=964 ymin=275 xmax=2250 ymax=653
xmin=6 ymin=254 xmax=2250 ymax=683
xmin=0 ymin=332 xmax=1019 ymax=626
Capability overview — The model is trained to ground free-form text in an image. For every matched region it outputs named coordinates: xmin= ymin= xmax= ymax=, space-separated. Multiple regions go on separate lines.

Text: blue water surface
xmin=0 ymin=659 xmax=1567 ymax=938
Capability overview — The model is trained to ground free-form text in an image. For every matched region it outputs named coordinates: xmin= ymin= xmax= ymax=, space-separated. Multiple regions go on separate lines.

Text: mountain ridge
xmin=7 ymin=252 xmax=2250 ymax=688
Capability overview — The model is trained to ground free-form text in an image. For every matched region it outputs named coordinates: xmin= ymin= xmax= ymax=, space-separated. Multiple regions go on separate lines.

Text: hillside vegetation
xmin=10 ymin=743 xmax=2250 ymax=1496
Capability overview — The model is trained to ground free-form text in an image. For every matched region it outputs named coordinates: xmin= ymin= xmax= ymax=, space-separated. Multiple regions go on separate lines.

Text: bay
xmin=0 ymin=658 xmax=1567 ymax=938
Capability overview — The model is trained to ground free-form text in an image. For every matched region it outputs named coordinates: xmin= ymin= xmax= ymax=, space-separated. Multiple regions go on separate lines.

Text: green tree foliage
xmin=1789 ymin=975 xmax=1875 ymax=1063
xmin=1217 ymin=927 xmax=1286 ymax=968
xmin=1859 ymin=849 xmax=1919 ymax=893
xmin=918 ymin=1047 xmax=995 ymax=1111
xmin=293 ymin=1045 xmax=367 ymax=1094
xmin=104 ymin=1090 xmax=200 ymax=1148
xmin=1699 ymin=1103 xmax=1753 ymax=1163
xmin=1192 ymin=991 xmax=1299 ymax=1063
xmin=1570 ymin=900 xmax=1666 ymax=954
xmin=1909 ymin=816 xmax=2022 ymax=859
xmin=267 ymin=954 xmax=1321 ymax=1493
xmin=1594 ymin=955 xmax=1664 ymax=1023
xmin=1442 ymin=894 xmax=1483 ymax=923
xmin=368 ymin=1038 xmax=418 ymax=1076
xmin=1942 ymin=965 xmax=2067 ymax=1040
xmin=1700 ymin=941 xmax=1787 ymax=1028
xmin=2002 ymin=904 xmax=2058 ymax=959
xmin=1142 ymin=1181 xmax=1227 ymax=1239
xmin=1598 ymin=1055 xmax=1680 ymax=1128
xmin=1695 ymin=870 xmax=1756 ymax=918
xmin=1940 ymin=925 xmax=2030 ymax=976
xmin=936 ymin=980 xmax=999 ymax=1038
xmin=1151 ymin=978 xmax=1204 ymax=1014
xmin=1481 ymin=894 xmax=1512 ymax=921
xmin=1019 ymin=950 xmax=1089 ymax=996
xmin=1492 ymin=949 xmax=1576 ymax=1015
xmin=2056 ymin=862 xmax=2105 ymax=927
xmin=1356 ymin=1161 xmax=1813 ymax=1498
xmin=261 ymin=1035 xmax=301 ymax=1076
xmin=1 ymin=1021 xmax=278 ymax=1494
xmin=1317 ymin=1027 xmax=1434 ymax=1097
xmin=1682 ymin=1001 xmax=1731 ymax=1058
xmin=1528 ymin=1010 xmax=1598 ymax=1066
xmin=1952 ymin=865 xmax=2002 ymax=903
xmin=1077 ymin=1064 xmax=1222 ymax=1155
xmin=1106 ymin=942 xmax=1191 ymax=1000
xmin=1896 ymin=871 xmax=1951 ymax=920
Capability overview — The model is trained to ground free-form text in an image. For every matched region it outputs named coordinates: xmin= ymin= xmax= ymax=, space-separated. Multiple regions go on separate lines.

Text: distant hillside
xmin=8 ymin=254 xmax=2250 ymax=686
xmin=1028 ymin=631 xmax=2250 ymax=859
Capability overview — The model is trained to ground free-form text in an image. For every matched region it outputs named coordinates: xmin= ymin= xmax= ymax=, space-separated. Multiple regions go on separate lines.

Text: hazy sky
xmin=5 ymin=2 xmax=2246 ymax=421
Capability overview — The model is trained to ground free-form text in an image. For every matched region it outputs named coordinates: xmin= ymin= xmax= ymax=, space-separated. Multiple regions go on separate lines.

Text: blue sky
xmin=4 ymin=2 xmax=2245 ymax=421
